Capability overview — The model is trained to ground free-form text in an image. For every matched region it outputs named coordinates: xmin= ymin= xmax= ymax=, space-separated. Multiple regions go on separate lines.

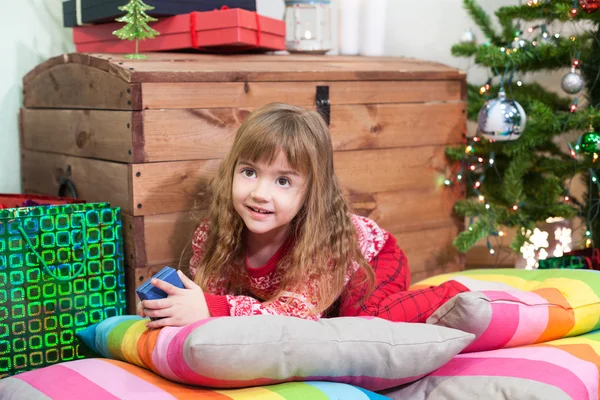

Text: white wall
xmin=0 ymin=0 xmax=535 ymax=192
xmin=0 ymin=0 xmax=74 ymax=193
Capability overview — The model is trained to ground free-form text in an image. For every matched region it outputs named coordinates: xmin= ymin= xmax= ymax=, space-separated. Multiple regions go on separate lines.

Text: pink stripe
xmin=502 ymin=291 xmax=550 ymax=348
xmin=62 ymin=359 xmax=174 ymax=399
xmin=465 ymin=291 xmax=520 ymax=352
xmin=458 ymin=346 xmax=597 ymax=399
xmin=168 ymin=318 xmax=215 ymax=382
xmin=433 ymin=356 xmax=591 ymax=400
xmin=16 ymin=363 xmax=118 ymax=399
xmin=151 ymin=326 xmax=189 ymax=382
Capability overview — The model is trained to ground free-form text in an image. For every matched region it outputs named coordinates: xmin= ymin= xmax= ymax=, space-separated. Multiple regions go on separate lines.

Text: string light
xmin=512 ymin=205 xmax=519 ymax=211
xmin=594 ymin=153 xmax=599 ymax=162
xmin=444 ymin=179 xmax=451 ymax=186
xmin=564 ymin=196 xmax=570 ymax=202
xmin=478 ymin=195 xmax=485 ymax=202
xmin=487 ymin=239 xmax=495 ymax=255
xmin=474 ymin=181 xmax=482 ymax=189
xmin=470 ymin=165 xmax=476 ymax=171
xmin=498 ymin=231 xmax=505 ymax=236
xmin=570 ymin=96 xmax=578 ymax=112
xmin=568 ymin=142 xmax=577 ymax=158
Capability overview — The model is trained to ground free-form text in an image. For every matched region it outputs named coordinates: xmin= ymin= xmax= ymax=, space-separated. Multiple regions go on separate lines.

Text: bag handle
xmin=16 ymin=215 xmax=88 ymax=281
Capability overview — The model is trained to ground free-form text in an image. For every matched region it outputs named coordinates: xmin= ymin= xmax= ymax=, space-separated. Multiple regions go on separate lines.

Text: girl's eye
xmin=242 ymin=169 xmax=256 ymax=178
xmin=277 ymin=177 xmax=291 ymax=187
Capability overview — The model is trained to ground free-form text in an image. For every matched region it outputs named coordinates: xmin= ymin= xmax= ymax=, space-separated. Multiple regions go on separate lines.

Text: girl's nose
xmin=250 ymin=179 xmax=270 ymax=202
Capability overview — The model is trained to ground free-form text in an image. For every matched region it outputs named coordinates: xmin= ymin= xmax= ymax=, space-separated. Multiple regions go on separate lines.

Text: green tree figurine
xmin=112 ymin=0 xmax=160 ymax=59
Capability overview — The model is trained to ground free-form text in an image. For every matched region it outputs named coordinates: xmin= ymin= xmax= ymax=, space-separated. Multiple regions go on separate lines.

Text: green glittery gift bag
xmin=0 ymin=201 xmax=127 ymax=377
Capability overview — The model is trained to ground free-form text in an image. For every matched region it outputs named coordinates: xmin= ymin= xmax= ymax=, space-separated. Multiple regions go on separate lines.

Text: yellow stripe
xmin=215 ymin=387 xmax=286 ymax=400
xmin=415 ymin=273 xmax=540 ymax=290
xmin=120 ymin=320 xmax=148 ymax=367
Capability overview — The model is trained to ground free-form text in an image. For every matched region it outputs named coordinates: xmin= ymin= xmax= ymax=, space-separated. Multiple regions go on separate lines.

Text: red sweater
xmin=190 ymin=215 xmax=467 ymax=322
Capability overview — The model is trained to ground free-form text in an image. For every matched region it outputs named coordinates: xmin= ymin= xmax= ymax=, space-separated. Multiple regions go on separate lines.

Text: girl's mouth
xmin=247 ymin=205 xmax=273 ymax=215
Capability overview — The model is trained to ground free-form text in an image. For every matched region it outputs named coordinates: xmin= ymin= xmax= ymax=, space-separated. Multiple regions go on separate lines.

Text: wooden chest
xmin=21 ymin=53 xmax=466 ymax=308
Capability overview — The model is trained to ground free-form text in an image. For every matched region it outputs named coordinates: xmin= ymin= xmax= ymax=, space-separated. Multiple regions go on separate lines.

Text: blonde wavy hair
xmin=194 ymin=102 xmax=375 ymax=314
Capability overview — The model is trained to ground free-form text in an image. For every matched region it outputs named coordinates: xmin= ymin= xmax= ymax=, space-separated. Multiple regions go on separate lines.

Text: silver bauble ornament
xmin=477 ymin=89 xmax=527 ymax=141
xmin=561 ymin=67 xmax=585 ymax=94
xmin=460 ymin=29 xmax=476 ymax=44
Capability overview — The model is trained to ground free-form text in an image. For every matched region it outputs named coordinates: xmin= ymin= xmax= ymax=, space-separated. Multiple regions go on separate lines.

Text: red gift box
xmin=0 ymin=194 xmax=84 ymax=209
xmin=73 ymin=8 xmax=285 ymax=53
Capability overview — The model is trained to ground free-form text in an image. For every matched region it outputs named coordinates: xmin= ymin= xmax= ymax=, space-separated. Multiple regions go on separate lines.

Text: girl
xmin=141 ymin=103 xmax=467 ymax=328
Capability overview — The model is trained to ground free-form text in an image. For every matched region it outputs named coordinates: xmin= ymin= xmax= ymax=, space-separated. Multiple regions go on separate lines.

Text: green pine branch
xmin=463 ymin=0 xmax=502 ymax=45
xmin=502 ymin=153 xmax=531 ymax=204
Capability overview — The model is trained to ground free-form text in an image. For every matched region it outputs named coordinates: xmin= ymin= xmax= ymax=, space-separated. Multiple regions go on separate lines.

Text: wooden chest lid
xmin=24 ymin=52 xmax=465 ymax=84
xmin=23 ymin=53 xmax=465 ymax=110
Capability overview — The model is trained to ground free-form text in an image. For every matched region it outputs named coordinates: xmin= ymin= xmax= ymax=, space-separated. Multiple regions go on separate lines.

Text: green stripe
xmin=452 ymin=268 xmax=600 ymax=284
xmin=107 ymin=319 xmax=139 ymax=360
xmin=577 ymin=330 xmax=600 ymax=340
xmin=266 ymin=382 xmax=329 ymax=400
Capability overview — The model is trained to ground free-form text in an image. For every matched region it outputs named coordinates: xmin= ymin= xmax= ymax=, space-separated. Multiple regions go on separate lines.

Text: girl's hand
xmin=142 ymin=270 xmax=211 ymax=329
xmin=136 ymin=300 xmax=146 ymax=318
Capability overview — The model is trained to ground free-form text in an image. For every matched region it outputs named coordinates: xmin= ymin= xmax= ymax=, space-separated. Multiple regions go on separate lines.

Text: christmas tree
xmin=448 ymin=0 xmax=600 ymax=262
xmin=112 ymin=0 xmax=160 ymax=60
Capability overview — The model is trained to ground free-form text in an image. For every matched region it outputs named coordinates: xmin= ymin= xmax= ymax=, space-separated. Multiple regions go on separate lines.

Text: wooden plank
xmin=20 ymin=109 xmax=134 ymax=163
xmin=141 ymin=80 xmax=463 ymax=109
xmin=349 ymin=186 xmax=464 ymax=234
xmin=21 ymin=103 xmax=464 ymax=163
xmin=129 ymin=62 xmax=465 ymax=83
xmin=131 ymin=159 xmax=221 ymax=216
xmin=21 ymin=150 xmax=132 ymax=214
xmin=23 ymin=63 xmax=138 ymax=110
xmin=393 ymin=224 xmax=465 ymax=284
xmin=131 ymin=146 xmax=454 ymax=216
xmin=335 ymin=146 xmax=451 ymax=196
xmin=139 ymin=102 xmax=465 ymax=162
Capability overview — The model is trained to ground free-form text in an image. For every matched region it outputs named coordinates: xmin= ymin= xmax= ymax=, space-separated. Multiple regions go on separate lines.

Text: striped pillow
xmin=413 ymin=268 xmax=600 ymax=352
xmin=75 ymin=314 xmax=474 ymax=391
xmin=0 ymin=358 xmax=388 ymax=400
xmin=384 ymin=329 xmax=600 ymax=400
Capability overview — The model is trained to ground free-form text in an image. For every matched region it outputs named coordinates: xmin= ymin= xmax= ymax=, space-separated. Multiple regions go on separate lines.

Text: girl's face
xmin=232 ymin=150 xmax=307 ymax=240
